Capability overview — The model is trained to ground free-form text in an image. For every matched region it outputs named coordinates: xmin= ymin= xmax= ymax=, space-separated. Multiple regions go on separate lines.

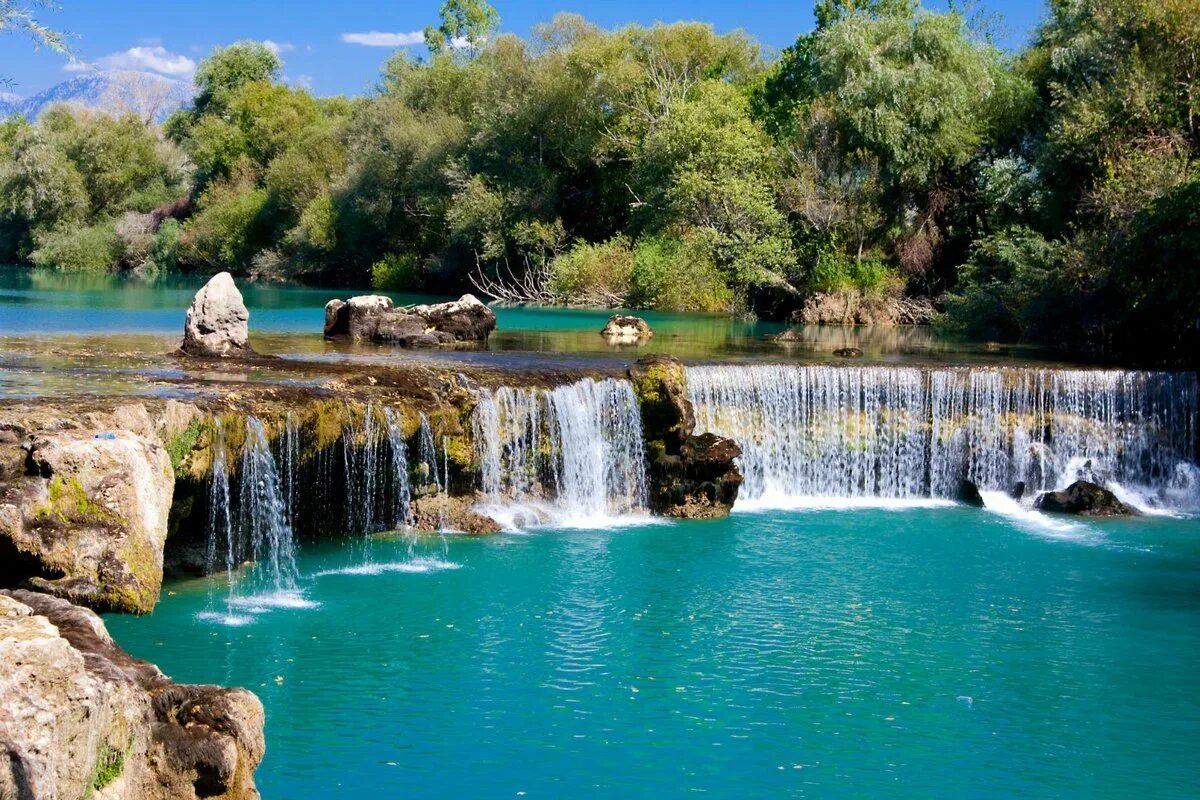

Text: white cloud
xmin=263 ymin=40 xmax=294 ymax=56
xmin=289 ymin=74 xmax=314 ymax=90
xmin=340 ymin=30 xmax=425 ymax=47
xmin=64 ymin=46 xmax=196 ymax=77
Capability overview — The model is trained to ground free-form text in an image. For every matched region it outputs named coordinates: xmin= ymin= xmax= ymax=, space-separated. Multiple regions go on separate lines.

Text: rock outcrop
xmin=600 ymin=315 xmax=653 ymax=344
xmin=794 ymin=289 xmax=935 ymax=327
xmin=957 ymin=478 xmax=985 ymax=508
xmin=181 ymin=272 xmax=253 ymax=358
xmin=0 ymin=589 xmax=264 ymax=800
xmin=1036 ymin=480 xmax=1136 ymax=517
xmin=324 ymin=294 xmax=496 ymax=347
xmin=0 ymin=427 xmax=174 ymax=613
xmin=630 ymin=356 xmax=742 ymax=518
xmin=410 ymin=494 xmax=502 ymax=535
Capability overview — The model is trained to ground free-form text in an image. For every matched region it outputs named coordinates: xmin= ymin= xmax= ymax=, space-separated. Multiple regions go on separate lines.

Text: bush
xmin=548 ymin=236 xmax=634 ymax=306
xmin=942 ymin=226 xmax=1064 ymax=341
xmin=371 ymin=253 xmax=422 ymax=290
xmin=30 ymin=221 xmax=122 ymax=272
xmin=806 ymin=243 xmax=897 ymax=295
xmin=628 ymin=234 xmax=733 ymax=312
xmin=145 ymin=219 xmax=183 ymax=272
xmin=179 ymin=184 xmax=270 ymax=268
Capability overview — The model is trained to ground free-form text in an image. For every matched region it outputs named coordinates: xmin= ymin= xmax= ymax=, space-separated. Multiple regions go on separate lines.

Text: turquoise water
xmin=1 ymin=267 xmax=1039 ymax=366
xmin=107 ymin=507 xmax=1200 ymax=799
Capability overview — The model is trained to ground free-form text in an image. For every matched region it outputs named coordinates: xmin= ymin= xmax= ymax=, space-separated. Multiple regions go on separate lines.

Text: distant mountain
xmin=0 ymin=71 xmax=194 ymax=124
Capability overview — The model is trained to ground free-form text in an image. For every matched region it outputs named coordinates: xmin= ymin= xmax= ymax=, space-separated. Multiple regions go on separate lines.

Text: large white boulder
xmin=181 ymin=272 xmax=253 ymax=357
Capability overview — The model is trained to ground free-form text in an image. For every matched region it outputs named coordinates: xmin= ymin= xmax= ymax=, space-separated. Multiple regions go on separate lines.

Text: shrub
xmin=547 ymin=236 xmax=634 ymax=306
xmin=371 ymin=253 xmax=422 ymax=290
xmin=179 ymin=184 xmax=270 ymax=269
xmin=628 ymin=234 xmax=733 ymax=312
xmin=807 ymin=244 xmax=897 ymax=295
xmin=145 ymin=219 xmax=183 ymax=272
xmin=943 ymin=226 xmax=1064 ymax=341
xmin=30 ymin=220 xmax=122 ymax=272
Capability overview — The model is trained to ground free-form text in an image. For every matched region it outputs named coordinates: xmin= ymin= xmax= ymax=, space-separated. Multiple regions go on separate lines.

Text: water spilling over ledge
xmin=473 ymin=378 xmax=649 ymax=526
xmin=687 ymin=365 xmax=1200 ymax=512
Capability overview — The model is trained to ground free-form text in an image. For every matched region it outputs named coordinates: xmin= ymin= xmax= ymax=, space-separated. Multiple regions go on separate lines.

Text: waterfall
xmin=472 ymin=378 xmax=648 ymax=524
xmin=687 ymin=365 xmax=1199 ymax=511
xmin=240 ymin=417 xmax=300 ymax=591
xmin=204 ymin=418 xmax=234 ymax=578
xmin=383 ymin=408 xmax=413 ymax=529
xmin=341 ymin=402 xmax=385 ymax=535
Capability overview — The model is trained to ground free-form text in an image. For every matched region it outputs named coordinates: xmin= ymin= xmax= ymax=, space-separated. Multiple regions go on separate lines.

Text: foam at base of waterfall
xmin=734 ymin=492 xmax=957 ymax=513
xmin=977 ymin=491 xmax=1095 ymax=541
xmin=314 ymin=558 xmax=460 ymax=577
xmin=474 ymin=500 xmax=658 ymax=531
xmin=226 ymin=590 xmax=320 ymax=610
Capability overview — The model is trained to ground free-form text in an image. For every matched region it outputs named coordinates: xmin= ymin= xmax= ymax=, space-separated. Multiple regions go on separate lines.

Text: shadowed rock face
xmin=181 ymin=272 xmax=253 ymax=358
xmin=324 ymin=294 xmax=496 ymax=347
xmin=0 ymin=589 xmax=264 ymax=800
xmin=1036 ymin=480 xmax=1136 ymax=516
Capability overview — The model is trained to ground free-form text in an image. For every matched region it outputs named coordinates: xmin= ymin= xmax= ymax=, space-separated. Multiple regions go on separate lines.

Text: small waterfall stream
xmin=472 ymin=378 xmax=648 ymax=525
xmin=239 ymin=417 xmax=300 ymax=593
xmin=687 ymin=365 xmax=1199 ymax=511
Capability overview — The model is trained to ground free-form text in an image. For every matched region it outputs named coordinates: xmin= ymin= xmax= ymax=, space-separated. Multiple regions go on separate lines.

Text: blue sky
xmin=1 ymin=0 xmax=1050 ymax=97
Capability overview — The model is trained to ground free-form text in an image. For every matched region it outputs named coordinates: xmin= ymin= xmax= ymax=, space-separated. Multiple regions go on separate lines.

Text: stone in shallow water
xmin=324 ymin=293 xmax=496 ymax=347
xmin=1036 ymin=480 xmax=1136 ymax=517
xmin=180 ymin=272 xmax=253 ymax=358
xmin=957 ymin=478 xmax=985 ymax=507
xmin=600 ymin=314 xmax=653 ymax=343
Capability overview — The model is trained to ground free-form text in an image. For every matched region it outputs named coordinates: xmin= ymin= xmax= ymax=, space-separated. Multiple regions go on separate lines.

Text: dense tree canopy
xmin=2 ymin=0 xmax=1197 ymax=364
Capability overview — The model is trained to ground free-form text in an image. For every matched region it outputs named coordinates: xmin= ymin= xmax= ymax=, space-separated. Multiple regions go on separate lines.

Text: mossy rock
xmin=629 ymin=355 xmax=695 ymax=454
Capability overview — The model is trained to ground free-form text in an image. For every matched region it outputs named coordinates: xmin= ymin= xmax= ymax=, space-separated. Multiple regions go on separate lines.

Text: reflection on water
xmin=1 ymin=266 xmax=1062 ymax=399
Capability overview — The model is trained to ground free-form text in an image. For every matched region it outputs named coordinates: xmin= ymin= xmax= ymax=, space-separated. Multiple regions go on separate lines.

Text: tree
xmin=424 ymin=0 xmax=499 ymax=55
xmin=0 ymin=0 xmax=70 ymax=85
xmin=191 ymin=41 xmax=282 ymax=118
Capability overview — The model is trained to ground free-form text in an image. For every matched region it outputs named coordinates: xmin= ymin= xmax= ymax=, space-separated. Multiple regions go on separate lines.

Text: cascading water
xmin=204 ymin=418 xmax=234 ymax=579
xmin=687 ymin=365 xmax=1199 ymax=512
xmin=383 ymin=407 xmax=413 ymax=530
xmin=201 ymin=416 xmax=308 ymax=624
xmin=341 ymin=402 xmax=385 ymax=535
xmin=240 ymin=417 xmax=301 ymax=592
xmin=472 ymin=378 xmax=648 ymax=525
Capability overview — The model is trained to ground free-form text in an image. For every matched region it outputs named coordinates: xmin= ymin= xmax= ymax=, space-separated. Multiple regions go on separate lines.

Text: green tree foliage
xmin=424 ymin=0 xmax=500 ymax=55
xmin=3 ymin=2 xmax=1198 ymax=363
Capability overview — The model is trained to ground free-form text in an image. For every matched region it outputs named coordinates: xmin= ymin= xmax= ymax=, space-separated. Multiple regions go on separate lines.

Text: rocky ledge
xmin=630 ymin=355 xmax=742 ymax=518
xmin=0 ymin=405 xmax=192 ymax=614
xmin=324 ymin=293 xmax=497 ymax=347
xmin=0 ymin=589 xmax=264 ymax=800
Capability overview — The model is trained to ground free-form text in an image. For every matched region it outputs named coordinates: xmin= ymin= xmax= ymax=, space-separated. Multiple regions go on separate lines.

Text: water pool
xmin=107 ymin=506 xmax=1200 ymax=799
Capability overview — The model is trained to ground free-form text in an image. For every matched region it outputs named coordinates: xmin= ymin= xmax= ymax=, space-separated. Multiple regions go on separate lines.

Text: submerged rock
xmin=957 ymin=478 xmax=985 ymax=508
xmin=0 ymin=428 xmax=174 ymax=613
xmin=833 ymin=347 xmax=864 ymax=358
xmin=0 ymin=589 xmax=265 ymax=800
xmin=1036 ymin=480 xmax=1136 ymax=517
xmin=181 ymin=272 xmax=253 ymax=358
xmin=324 ymin=293 xmax=496 ymax=347
xmin=600 ymin=315 xmax=653 ymax=344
